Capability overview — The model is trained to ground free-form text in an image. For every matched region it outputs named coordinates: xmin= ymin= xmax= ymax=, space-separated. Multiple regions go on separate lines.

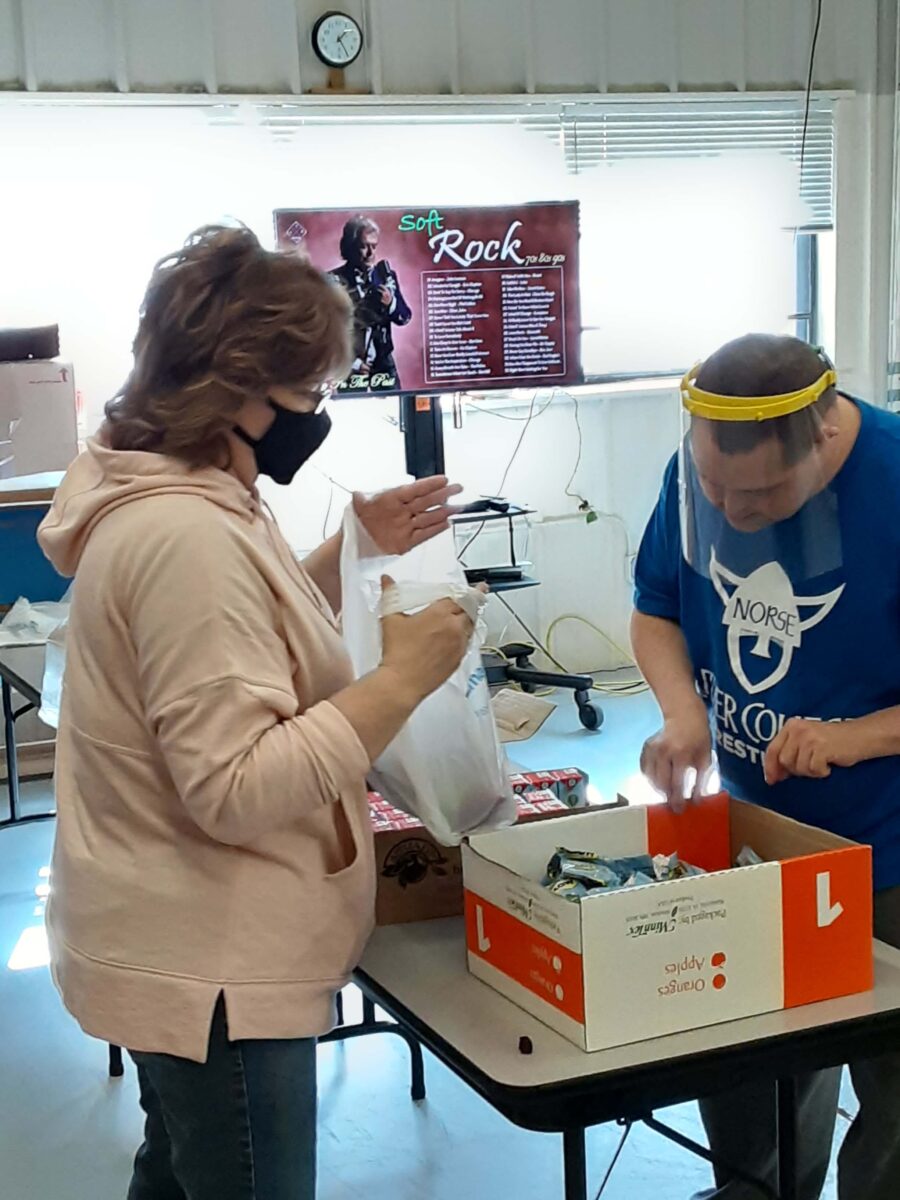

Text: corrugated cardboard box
xmin=462 ymin=794 xmax=873 ymax=1051
xmin=370 ymin=790 xmax=575 ymax=926
xmin=0 ymin=361 xmax=78 ymax=475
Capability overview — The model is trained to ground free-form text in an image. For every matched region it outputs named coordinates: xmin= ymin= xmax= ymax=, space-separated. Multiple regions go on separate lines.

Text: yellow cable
xmin=546 ymin=614 xmax=633 ymax=663
xmin=482 ymin=645 xmax=509 ymax=660
xmin=483 ymin=643 xmax=556 ymax=698
xmin=545 ymin=614 xmax=649 ymax=697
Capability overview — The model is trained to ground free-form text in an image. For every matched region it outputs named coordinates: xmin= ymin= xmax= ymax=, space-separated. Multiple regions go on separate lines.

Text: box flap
xmin=466 ymin=805 xmax=648 ymax=878
xmin=728 ymin=797 xmax=858 ymax=862
xmin=646 ymin=793 xmax=732 ymax=872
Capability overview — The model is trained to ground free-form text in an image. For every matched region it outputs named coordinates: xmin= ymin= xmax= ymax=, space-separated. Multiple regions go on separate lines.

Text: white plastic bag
xmin=39 ymin=602 xmax=70 ymax=729
xmin=0 ymin=595 xmax=70 ymax=647
xmin=340 ymin=507 xmax=515 ymax=846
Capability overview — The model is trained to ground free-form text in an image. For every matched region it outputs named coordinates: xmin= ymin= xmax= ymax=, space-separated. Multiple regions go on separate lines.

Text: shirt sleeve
xmin=125 ymin=510 xmax=370 ymax=846
xmin=633 ymin=454 xmax=683 ymax=622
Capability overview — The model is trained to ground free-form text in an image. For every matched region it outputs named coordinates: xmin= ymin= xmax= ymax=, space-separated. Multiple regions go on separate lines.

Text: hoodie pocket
xmin=325 ymin=795 xmax=361 ymax=879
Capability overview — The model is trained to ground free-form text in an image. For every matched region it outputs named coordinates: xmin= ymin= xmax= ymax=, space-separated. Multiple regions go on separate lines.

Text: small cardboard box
xmin=0 ymin=361 xmax=78 ymax=475
xmin=462 ymin=795 xmax=873 ymax=1051
xmin=509 ymin=767 xmax=589 ymax=808
xmin=370 ymin=790 xmax=574 ymax=926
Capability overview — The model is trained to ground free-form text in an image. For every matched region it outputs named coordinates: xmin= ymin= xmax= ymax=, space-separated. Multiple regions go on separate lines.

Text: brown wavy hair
xmin=104 ymin=224 xmax=352 ymax=468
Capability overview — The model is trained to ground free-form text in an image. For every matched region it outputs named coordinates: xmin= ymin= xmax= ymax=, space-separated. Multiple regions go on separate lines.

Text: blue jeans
xmin=127 ymin=997 xmax=317 ymax=1200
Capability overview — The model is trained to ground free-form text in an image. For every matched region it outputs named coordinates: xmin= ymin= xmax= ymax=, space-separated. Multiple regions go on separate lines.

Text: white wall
xmin=263 ymin=384 xmax=679 ymax=671
xmin=0 ymin=0 xmax=883 ymax=96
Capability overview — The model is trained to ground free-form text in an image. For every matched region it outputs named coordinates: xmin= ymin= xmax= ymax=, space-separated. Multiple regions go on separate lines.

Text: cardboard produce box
xmin=370 ymin=790 xmax=576 ymax=926
xmin=462 ymin=794 xmax=873 ymax=1052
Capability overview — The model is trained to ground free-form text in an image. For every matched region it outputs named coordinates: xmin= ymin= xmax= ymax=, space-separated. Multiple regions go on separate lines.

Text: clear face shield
xmin=678 ymin=355 xmax=845 ymax=695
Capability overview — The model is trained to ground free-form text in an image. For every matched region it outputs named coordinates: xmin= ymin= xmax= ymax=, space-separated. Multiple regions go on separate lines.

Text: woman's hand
xmin=354 ymin=476 xmax=462 ymax=555
xmin=329 ymin=576 xmax=484 ymax=762
xmin=379 ymin=575 xmax=474 ymax=703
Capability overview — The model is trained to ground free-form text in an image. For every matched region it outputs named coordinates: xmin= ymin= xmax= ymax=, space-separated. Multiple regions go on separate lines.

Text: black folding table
xmin=349 ymin=917 xmax=900 ymax=1200
xmin=0 ymin=644 xmax=54 ymax=827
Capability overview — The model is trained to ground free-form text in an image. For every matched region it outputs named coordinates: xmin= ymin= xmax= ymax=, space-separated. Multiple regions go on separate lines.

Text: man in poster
xmin=329 ymin=215 xmax=412 ymax=392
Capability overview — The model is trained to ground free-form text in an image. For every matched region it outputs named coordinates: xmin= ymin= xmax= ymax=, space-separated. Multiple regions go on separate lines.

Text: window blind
xmin=555 ymin=99 xmax=834 ymax=229
xmin=234 ymin=95 xmax=834 ymax=231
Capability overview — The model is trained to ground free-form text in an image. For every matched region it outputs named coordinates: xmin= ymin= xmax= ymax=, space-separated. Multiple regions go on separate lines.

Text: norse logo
xmin=710 ymin=551 xmax=844 ymax=696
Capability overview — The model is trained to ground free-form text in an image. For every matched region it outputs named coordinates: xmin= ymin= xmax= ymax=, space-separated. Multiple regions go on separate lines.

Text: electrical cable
xmin=481 ymin=641 xmax=557 ymax=698
xmin=594 ymin=1120 xmax=634 ymax=1199
xmin=465 ymin=393 xmax=555 ymax=422
xmin=457 ymin=520 xmax=487 ymax=562
xmin=312 ymin=465 xmax=353 ymax=494
xmin=481 ymin=644 xmax=510 ymax=661
xmin=799 ymin=0 xmax=825 ymax=187
xmin=322 ymin=485 xmax=335 ymax=541
xmin=546 ymin=614 xmax=634 ymax=671
xmin=563 ymin=390 xmax=587 ymax=507
xmin=549 ymin=614 xmax=648 ymax=700
xmin=496 ymin=388 xmax=541 ymax=497
xmin=794 ymin=0 xmax=825 ymax=263
xmin=492 ymin=593 xmax=570 ymax=672
xmin=493 ymin=597 xmax=648 ymax=697
xmin=457 ymin=390 xmax=544 ymax=563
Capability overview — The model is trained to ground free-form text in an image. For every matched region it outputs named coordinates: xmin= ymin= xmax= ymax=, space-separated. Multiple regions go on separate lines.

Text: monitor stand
xmin=399 ymin=394 xmax=445 ymax=480
xmin=396 ymin=391 xmax=603 ymax=732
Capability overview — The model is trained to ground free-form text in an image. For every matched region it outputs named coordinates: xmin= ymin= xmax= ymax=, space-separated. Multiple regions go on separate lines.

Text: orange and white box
xmin=462 ymin=794 xmax=873 ymax=1052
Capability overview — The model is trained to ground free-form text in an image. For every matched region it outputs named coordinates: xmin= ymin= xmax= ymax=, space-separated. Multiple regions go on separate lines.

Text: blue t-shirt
xmin=634 ymin=398 xmax=900 ymax=891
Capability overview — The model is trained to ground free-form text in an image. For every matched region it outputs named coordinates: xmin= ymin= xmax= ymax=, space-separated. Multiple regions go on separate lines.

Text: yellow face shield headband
xmin=680 ymin=362 xmax=837 ymax=423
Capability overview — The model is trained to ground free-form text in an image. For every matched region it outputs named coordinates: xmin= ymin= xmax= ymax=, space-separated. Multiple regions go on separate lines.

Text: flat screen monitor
xmin=273 ymin=201 xmax=582 ymax=398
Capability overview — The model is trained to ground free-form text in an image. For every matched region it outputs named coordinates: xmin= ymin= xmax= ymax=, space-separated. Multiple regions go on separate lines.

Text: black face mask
xmin=236 ymin=400 xmax=332 ymax=486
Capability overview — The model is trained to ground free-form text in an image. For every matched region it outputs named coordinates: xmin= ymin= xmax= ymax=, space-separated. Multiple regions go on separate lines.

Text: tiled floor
xmin=1 ymin=697 xmax=853 ymax=1199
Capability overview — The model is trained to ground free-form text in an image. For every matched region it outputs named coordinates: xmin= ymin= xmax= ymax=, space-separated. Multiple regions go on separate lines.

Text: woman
xmin=38 ymin=225 xmax=473 ymax=1200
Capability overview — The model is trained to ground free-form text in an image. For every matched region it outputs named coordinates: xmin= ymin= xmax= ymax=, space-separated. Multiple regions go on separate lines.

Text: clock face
xmin=312 ymin=12 xmax=363 ymax=69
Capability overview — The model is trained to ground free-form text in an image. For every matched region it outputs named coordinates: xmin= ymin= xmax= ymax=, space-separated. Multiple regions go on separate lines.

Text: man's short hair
xmin=340 ymin=215 xmax=380 ymax=263
xmin=694 ymin=334 xmax=837 ymax=466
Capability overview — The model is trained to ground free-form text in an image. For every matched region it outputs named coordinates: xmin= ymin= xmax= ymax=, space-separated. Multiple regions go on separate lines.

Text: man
xmin=633 ymin=333 xmax=900 ymax=1200
xmin=330 ymin=215 xmax=411 ymax=391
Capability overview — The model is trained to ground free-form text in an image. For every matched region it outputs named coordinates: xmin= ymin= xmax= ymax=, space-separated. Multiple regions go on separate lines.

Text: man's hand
xmin=378 ymin=286 xmax=393 ymax=308
xmin=764 ymin=718 xmax=862 ymax=785
xmin=640 ymin=700 xmax=713 ymax=812
xmin=354 ymin=476 xmax=463 ymax=555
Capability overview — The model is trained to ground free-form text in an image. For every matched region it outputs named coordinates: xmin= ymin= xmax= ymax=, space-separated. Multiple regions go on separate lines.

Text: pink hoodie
xmin=39 ymin=440 xmax=375 ymax=1062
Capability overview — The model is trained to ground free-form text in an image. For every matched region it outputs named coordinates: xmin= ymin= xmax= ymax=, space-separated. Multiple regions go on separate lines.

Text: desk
xmin=356 ymin=918 xmax=900 ymax=1200
xmin=0 ymin=644 xmax=53 ymax=826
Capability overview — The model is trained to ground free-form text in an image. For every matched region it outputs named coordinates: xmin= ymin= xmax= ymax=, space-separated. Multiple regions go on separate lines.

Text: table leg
xmin=2 ymin=678 xmax=20 ymax=824
xmin=321 ymin=987 xmax=427 ymax=1102
xmin=776 ymin=1077 xmax=798 ymax=1200
xmin=563 ymin=1128 xmax=587 ymax=1200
